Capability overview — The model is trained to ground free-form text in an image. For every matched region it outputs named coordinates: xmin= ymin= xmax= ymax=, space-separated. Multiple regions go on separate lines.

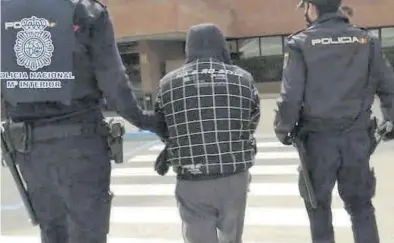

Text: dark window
xmin=381 ymin=27 xmax=394 ymax=66
xmin=119 ymin=53 xmax=145 ymax=108
xmin=234 ymin=36 xmax=284 ymax=83
xmin=238 ymin=38 xmax=260 ymax=58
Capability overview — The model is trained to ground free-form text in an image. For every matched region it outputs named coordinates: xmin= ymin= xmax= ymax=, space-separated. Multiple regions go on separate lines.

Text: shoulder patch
xmin=287 ymin=29 xmax=305 ymax=40
xmin=94 ymin=0 xmax=106 ymax=7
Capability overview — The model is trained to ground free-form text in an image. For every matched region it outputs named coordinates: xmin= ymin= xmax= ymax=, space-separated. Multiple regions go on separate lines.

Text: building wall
xmin=228 ymin=0 xmax=394 ymax=37
xmin=139 ymin=40 xmax=184 ymax=94
xmin=103 ymin=0 xmax=178 ymax=38
xmin=176 ymin=0 xmax=233 ymax=35
xmin=111 ymin=0 xmax=394 ymax=100
xmin=105 ymin=0 xmax=394 ymax=39
xmin=104 ymin=0 xmax=233 ymax=39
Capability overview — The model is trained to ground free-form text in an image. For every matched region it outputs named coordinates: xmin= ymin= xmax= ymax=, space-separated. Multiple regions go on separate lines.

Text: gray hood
xmin=184 ymin=23 xmax=232 ymax=64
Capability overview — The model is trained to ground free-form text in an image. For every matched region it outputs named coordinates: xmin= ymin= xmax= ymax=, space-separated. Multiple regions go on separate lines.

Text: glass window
xmin=232 ymin=37 xmax=284 ymax=82
xmin=238 ymin=38 xmax=260 ymax=59
xmin=227 ymin=40 xmax=238 ymax=54
xmin=382 ymin=27 xmax=394 ymax=47
xmin=117 ymin=42 xmax=139 ymax=54
xmin=382 ymin=27 xmax=394 ymax=66
xmin=260 ymin=36 xmax=283 ymax=56
xmin=120 ymin=53 xmax=141 ymax=87
xmin=234 ymin=55 xmax=284 ymax=83
xmin=383 ymin=45 xmax=394 ymax=67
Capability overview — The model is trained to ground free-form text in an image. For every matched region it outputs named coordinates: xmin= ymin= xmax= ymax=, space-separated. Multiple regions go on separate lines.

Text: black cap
xmin=297 ymin=0 xmax=342 ymax=9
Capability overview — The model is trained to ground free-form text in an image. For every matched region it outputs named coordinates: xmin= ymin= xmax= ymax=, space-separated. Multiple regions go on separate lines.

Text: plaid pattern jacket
xmin=155 ymin=58 xmax=260 ymax=177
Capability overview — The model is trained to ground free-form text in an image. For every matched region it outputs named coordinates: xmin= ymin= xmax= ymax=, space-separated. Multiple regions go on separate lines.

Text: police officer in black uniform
xmin=1 ymin=0 xmax=165 ymax=242
xmin=274 ymin=0 xmax=394 ymax=242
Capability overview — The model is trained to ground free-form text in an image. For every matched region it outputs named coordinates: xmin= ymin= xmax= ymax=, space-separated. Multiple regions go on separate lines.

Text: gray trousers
xmin=17 ymin=134 xmax=112 ymax=243
xmin=175 ymin=171 xmax=249 ymax=243
xmin=299 ymin=128 xmax=379 ymax=243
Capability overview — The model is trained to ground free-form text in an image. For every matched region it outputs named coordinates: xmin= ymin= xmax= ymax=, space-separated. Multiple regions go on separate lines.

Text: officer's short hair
xmin=315 ymin=3 xmax=340 ymax=15
xmin=306 ymin=0 xmax=342 ymax=15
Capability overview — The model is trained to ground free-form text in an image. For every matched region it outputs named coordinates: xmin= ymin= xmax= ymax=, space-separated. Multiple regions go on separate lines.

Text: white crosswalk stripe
xmin=0 ymin=236 xmax=287 ymax=243
xmin=1 ymin=137 xmax=350 ymax=242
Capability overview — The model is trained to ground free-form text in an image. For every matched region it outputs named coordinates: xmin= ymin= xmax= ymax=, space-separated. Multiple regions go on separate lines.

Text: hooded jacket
xmin=154 ymin=24 xmax=260 ymax=180
xmin=184 ymin=23 xmax=232 ymax=64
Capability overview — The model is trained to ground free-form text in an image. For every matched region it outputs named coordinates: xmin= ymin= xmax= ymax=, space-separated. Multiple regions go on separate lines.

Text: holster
xmin=368 ymin=117 xmax=378 ymax=154
xmin=1 ymin=121 xmax=38 ymax=225
xmin=107 ymin=119 xmax=125 ymax=164
xmin=3 ymin=121 xmax=32 ymax=155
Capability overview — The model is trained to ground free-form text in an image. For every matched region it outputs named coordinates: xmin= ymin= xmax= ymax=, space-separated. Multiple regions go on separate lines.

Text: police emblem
xmin=13 ymin=16 xmax=54 ymax=71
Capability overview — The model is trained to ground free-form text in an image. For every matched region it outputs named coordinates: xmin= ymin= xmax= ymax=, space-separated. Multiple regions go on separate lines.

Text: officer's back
xmin=1 ymin=0 xmax=159 ymax=132
xmin=292 ymin=13 xmax=374 ymax=129
xmin=275 ymin=1 xmax=394 ymax=242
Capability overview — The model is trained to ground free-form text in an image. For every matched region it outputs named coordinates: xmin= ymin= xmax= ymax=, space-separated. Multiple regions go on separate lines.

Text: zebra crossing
xmin=0 ymin=136 xmax=351 ymax=242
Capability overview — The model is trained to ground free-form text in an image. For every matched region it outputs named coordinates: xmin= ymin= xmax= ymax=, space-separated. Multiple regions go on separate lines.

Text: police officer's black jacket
xmin=155 ymin=24 xmax=260 ymax=179
xmin=275 ymin=13 xmax=394 ymax=136
xmin=1 ymin=0 xmax=163 ymax=136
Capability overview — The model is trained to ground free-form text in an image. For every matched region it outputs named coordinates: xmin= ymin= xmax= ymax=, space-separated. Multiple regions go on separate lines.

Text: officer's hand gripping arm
xmin=153 ymin=87 xmax=171 ymax=175
xmin=90 ymin=10 xmax=161 ymax=135
xmin=154 ymin=86 xmax=169 ymax=142
xmin=274 ymin=39 xmax=306 ymax=145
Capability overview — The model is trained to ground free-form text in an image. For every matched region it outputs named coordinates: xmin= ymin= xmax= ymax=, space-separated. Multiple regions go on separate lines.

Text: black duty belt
xmin=30 ymin=122 xmax=108 ymax=142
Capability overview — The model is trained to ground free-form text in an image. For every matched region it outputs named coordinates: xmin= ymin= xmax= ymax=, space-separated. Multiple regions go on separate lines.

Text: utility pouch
xmin=107 ymin=119 xmax=125 ymax=164
xmin=368 ymin=117 xmax=378 ymax=154
xmin=6 ymin=121 xmax=32 ymax=153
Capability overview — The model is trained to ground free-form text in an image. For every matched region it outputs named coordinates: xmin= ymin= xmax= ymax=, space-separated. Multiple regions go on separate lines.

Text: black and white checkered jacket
xmin=155 ymin=58 xmax=260 ymax=178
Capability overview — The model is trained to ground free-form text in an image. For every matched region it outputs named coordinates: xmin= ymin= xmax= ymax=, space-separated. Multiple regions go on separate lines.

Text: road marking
xmin=110 ymin=182 xmax=340 ymax=196
xmin=124 ymin=140 xmax=160 ymax=156
xmin=128 ymin=152 xmax=299 ymax=163
xmin=255 ymin=151 xmax=298 ymax=159
xmin=112 ymin=165 xmax=299 ymax=177
xmin=0 ymin=202 xmax=24 ymax=211
xmin=110 ymin=206 xmax=350 ymax=227
xmin=0 ymin=236 xmax=292 ymax=243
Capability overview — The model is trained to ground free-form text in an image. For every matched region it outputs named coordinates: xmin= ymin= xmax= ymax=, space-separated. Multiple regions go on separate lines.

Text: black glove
xmin=276 ymin=133 xmax=293 ymax=146
xmin=380 ymin=121 xmax=394 ymax=141
xmin=1 ymin=157 xmax=7 ymax=167
xmin=250 ymin=139 xmax=257 ymax=154
xmin=154 ymin=145 xmax=170 ymax=176
xmin=383 ymin=130 xmax=394 ymax=141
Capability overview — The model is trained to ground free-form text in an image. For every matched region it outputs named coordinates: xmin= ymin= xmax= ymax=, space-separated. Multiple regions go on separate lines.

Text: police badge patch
xmin=13 ymin=16 xmax=55 ymax=71
xmin=1 ymin=0 xmax=76 ymax=106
